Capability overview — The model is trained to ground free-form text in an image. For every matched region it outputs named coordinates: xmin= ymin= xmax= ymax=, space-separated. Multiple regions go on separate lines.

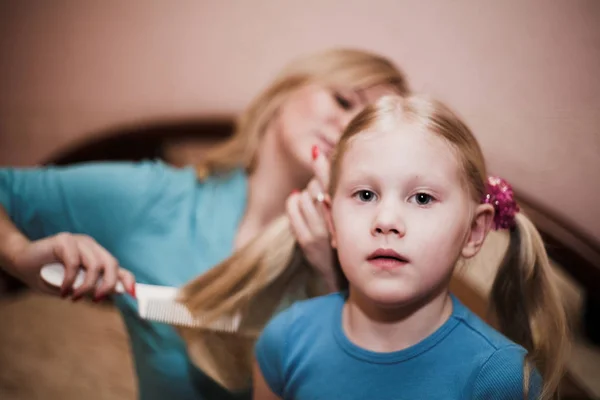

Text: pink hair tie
xmin=482 ymin=176 xmax=519 ymax=230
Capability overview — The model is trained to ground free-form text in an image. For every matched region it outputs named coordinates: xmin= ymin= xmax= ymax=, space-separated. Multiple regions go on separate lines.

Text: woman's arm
xmin=0 ymin=206 xmax=29 ymax=272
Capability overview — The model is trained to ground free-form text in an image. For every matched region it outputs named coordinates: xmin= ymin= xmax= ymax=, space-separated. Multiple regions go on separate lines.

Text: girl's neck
xmin=234 ymin=125 xmax=310 ymax=250
xmin=343 ymin=287 xmax=453 ymax=353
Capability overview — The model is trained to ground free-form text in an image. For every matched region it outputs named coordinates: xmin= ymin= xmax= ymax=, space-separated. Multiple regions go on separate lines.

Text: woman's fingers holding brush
xmin=84 ymin=239 xmax=122 ymax=301
xmin=56 ymin=234 xmax=117 ymax=301
xmin=11 ymin=232 xmax=134 ymax=300
xmin=117 ymin=269 xmax=136 ymax=299
xmin=68 ymin=236 xmax=106 ymax=300
xmin=67 ymin=235 xmax=136 ymax=301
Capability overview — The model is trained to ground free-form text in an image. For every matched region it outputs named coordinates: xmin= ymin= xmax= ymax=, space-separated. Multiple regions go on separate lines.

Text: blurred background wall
xmin=1 ymin=0 xmax=599 ymax=239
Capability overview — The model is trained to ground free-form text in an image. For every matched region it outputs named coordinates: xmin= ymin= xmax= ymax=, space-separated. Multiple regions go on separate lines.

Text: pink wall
xmin=1 ymin=1 xmax=599 ymax=239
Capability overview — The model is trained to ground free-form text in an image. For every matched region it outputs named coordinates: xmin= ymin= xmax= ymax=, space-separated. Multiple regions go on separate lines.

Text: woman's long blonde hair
xmin=177 ymin=49 xmax=410 ymax=391
xmin=327 ymin=95 xmax=570 ymax=400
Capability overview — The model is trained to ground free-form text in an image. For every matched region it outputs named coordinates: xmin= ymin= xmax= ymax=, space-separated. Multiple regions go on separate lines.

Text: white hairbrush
xmin=40 ymin=262 xmax=241 ymax=332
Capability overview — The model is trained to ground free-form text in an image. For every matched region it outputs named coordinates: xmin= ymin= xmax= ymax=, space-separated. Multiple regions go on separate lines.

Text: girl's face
xmin=327 ymin=124 xmax=493 ymax=308
xmin=274 ymin=83 xmax=395 ymax=173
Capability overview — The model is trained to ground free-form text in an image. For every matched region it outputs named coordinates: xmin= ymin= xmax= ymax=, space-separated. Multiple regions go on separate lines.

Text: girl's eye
xmin=354 ymin=190 xmax=376 ymax=202
xmin=334 ymin=93 xmax=353 ymax=110
xmin=412 ymin=193 xmax=434 ymax=206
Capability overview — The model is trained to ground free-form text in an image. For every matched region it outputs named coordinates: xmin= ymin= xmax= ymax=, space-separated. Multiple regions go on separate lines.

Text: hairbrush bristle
xmin=140 ymin=299 xmax=241 ymax=331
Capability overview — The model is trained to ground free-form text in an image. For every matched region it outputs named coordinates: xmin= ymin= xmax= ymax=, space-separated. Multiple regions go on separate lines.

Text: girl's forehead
xmin=339 ymin=127 xmax=462 ymax=182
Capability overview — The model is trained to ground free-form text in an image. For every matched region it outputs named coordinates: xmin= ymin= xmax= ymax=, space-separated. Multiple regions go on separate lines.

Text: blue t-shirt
xmin=0 ymin=161 xmax=250 ymax=400
xmin=255 ymin=292 xmax=542 ymax=399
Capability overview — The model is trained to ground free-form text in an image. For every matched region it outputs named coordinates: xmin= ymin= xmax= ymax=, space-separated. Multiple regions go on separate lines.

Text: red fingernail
xmin=311 ymin=145 xmax=320 ymax=160
xmin=291 ymin=189 xmax=299 ymax=195
xmin=129 ymin=284 xmax=136 ymax=299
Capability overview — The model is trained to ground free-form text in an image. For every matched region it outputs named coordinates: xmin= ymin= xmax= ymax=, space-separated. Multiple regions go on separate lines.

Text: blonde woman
xmin=0 ymin=49 xmax=409 ymax=399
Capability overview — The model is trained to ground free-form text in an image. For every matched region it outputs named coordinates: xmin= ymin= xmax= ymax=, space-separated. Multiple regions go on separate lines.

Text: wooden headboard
xmin=2 ymin=119 xmax=599 ymax=398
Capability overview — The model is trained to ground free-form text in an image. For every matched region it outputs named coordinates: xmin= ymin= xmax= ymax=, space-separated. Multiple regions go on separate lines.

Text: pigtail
xmin=490 ymin=212 xmax=570 ymax=399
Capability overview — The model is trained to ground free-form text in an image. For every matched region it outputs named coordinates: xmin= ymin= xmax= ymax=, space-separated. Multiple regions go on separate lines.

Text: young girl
xmin=253 ymin=95 xmax=569 ymax=399
xmin=0 ymin=49 xmax=409 ymax=399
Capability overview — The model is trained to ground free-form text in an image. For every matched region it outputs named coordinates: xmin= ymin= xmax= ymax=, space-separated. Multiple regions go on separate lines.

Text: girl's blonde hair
xmin=177 ymin=49 xmax=410 ymax=390
xmin=327 ymin=95 xmax=570 ymax=400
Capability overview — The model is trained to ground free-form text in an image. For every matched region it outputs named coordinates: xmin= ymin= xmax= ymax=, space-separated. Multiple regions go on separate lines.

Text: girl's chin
xmin=359 ymin=282 xmax=417 ymax=308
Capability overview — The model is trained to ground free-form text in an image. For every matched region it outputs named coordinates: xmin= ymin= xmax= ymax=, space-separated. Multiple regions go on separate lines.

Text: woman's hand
xmin=286 ymin=148 xmax=337 ymax=291
xmin=10 ymin=232 xmax=135 ymax=301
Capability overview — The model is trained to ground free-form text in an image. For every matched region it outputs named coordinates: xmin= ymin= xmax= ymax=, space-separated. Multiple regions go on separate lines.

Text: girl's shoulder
xmin=286 ymin=292 xmax=345 ymax=324
xmin=259 ymin=292 xmax=343 ymax=344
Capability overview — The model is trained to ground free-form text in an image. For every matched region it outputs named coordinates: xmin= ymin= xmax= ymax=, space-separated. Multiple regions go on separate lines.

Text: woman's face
xmin=273 ymin=83 xmax=396 ymax=173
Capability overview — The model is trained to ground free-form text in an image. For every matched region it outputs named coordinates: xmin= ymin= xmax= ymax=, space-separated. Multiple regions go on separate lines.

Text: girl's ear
xmin=461 ymin=203 xmax=494 ymax=259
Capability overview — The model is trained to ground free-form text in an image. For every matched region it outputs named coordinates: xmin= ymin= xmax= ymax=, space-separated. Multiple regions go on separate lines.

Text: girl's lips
xmin=367 ymin=248 xmax=409 ymax=270
xmin=369 ymin=257 xmax=407 ymax=270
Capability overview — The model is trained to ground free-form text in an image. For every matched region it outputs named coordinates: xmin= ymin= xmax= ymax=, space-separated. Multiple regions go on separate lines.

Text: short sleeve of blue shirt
xmin=472 ymin=346 xmax=542 ymax=399
xmin=0 ymin=160 xmax=191 ymax=247
xmin=254 ymin=305 xmax=293 ymax=396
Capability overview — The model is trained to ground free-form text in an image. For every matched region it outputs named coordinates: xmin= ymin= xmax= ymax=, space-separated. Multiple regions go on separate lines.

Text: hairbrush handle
xmin=40 ymin=262 xmax=126 ymax=294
